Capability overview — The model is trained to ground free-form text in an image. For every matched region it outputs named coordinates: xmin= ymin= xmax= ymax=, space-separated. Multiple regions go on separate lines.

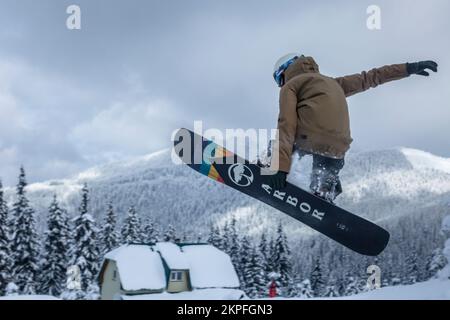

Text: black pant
xmin=297 ymin=150 xmax=345 ymax=202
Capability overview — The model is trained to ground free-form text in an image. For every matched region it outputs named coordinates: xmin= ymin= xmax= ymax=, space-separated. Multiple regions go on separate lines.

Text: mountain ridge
xmin=3 ymin=146 xmax=449 ymax=240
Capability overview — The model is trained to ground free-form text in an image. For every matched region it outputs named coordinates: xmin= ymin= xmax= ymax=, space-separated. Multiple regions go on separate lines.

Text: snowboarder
xmin=268 ymin=53 xmax=438 ymax=203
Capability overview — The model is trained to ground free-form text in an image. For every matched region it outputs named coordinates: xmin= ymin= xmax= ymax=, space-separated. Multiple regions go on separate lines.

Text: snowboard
xmin=173 ymin=128 xmax=390 ymax=256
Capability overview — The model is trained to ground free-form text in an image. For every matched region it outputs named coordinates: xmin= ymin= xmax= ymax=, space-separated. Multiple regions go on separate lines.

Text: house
xmin=98 ymin=242 xmax=244 ymax=300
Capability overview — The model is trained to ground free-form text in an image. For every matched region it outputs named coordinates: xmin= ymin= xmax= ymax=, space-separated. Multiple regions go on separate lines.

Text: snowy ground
xmin=1 ymin=279 xmax=449 ymax=300
xmin=0 ymin=295 xmax=60 ymax=300
xmin=271 ymin=278 xmax=450 ymax=300
xmin=0 ymin=289 xmax=244 ymax=300
xmin=344 ymin=278 xmax=450 ymax=300
xmin=121 ymin=288 xmax=246 ymax=300
xmin=0 ymin=279 xmax=450 ymax=300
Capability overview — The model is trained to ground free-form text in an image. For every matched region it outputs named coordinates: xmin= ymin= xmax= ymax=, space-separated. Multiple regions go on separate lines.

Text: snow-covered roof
xmin=105 ymin=245 xmax=166 ymax=291
xmin=155 ymin=242 xmax=189 ymax=269
xmin=182 ymin=244 xmax=240 ymax=289
xmin=103 ymin=243 xmax=240 ymax=291
xmin=121 ymin=288 xmax=245 ymax=300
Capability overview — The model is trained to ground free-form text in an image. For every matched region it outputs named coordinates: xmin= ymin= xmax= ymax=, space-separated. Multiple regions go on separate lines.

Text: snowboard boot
xmin=312 ymin=182 xmax=341 ymax=204
xmin=309 ymin=155 xmax=344 ymax=204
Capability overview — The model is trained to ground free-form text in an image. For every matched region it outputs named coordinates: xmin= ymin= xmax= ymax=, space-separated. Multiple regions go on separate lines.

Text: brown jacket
xmin=273 ymin=56 xmax=409 ymax=173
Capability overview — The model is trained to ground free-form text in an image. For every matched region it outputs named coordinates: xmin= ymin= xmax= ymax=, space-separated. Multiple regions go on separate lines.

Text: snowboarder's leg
xmin=310 ymin=154 xmax=345 ymax=203
xmin=295 ymin=148 xmax=308 ymax=159
xmin=292 ymin=146 xmax=312 ymax=166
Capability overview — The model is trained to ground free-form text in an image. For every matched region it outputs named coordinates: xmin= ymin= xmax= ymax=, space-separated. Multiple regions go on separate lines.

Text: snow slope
xmin=402 ymin=148 xmax=450 ymax=174
xmin=345 ymin=278 xmax=450 ymax=300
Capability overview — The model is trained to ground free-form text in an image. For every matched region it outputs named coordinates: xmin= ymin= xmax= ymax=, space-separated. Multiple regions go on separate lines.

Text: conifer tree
xmin=285 ymin=278 xmax=300 ymax=298
xmin=267 ymin=237 xmax=277 ymax=276
xmin=425 ymin=248 xmax=447 ymax=278
xmin=258 ymin=233 xmax=271 ymax=284
xmin=310 ymin=257 xmax=325 ymax=297
xmin=225 ymin=217 xmax=241 ymax=276
xmin=271 ymin=223 xmax=292 ymax=291
xmin=252 ymin=248 xmax=268 ymax=298
xmin=71 ymin=184 xmax=100 ymax=292
xmin=99 ymin=203 xmax=119 ymax=253
xmin=10 ymin=167 xmax=40 ymax=294
xmin=163 ymin=224 xmax=178 ymax=243
xmin=438 ymin=215 xmax=450 ymax=280
xmin=298 ymin=279 xmax=313 ymax=299
xmin=242 ymin=243 xmax=266 ymax=298
xmin=121 ymin=206 xmax=142 ymax=244
xmin=221 ymin=222 xmax=230 ymax=253
xmin=142 ymin=217 xmax=160 ymax=244
xmin=0 ymin=179 xmax=12 ymax=295
xmin=207 ymin=225 xmax=222 ymax=249
xmin=39 ymin=195 xmax=71 ymax=296
xmin=324 ymin=284 xmax=340 ymax=298
xmin=405 ymin=251 xmax=419 ymax=284
xmin=344 ymin=276 xmax=360 ymax=296
xmin=238 ymin=236 xmax=252 ymax=293
xmin=324 ymin=278 xmax=340 ymax=298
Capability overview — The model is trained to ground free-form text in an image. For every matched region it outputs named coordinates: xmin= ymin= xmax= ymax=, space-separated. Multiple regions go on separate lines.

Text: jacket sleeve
xmin=334 ymin=63 xmax=409 ymax=97
xmin=272 ymin=83 xmax=298 ymax=173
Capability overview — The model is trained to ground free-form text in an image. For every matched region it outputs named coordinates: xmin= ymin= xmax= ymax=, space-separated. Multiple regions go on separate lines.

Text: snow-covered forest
xmin=1 ymin=149 xmax=450 ymax=299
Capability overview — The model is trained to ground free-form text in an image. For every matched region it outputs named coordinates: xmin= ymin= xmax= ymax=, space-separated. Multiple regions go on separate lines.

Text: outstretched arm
xmin=334 ymin=63 xmax=409 ymax=97
xmin=334 ymin=61 xmax=437 ymax=97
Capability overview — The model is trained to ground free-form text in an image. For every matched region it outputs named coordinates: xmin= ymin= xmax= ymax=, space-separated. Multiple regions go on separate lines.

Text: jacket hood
xmin=284 ymin=56 xmax=320 ymax=83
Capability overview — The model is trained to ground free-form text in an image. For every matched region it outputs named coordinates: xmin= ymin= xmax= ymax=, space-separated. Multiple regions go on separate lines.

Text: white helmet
xmin=273 ymin=53 xmax=301 ymax=74
xmin=273 ymin=53 xmax=301 ymax=87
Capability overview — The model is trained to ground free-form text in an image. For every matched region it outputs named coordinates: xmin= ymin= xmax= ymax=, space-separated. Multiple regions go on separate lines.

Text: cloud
xmin=0 ymin=57 xmax=89 ymax=185
xmin=0 ymin=89 xmax=27 ymax=135
xmin=0 ymin=0 xmax=449 ymax=185
xmin=70 ymin=98 xmax=187 ymax=163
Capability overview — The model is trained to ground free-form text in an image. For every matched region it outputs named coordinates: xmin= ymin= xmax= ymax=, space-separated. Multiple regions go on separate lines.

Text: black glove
xmin=407 ymin=61 xmax=438 ymax=76
xmin=268 ymin=171 xmax=287 ymax=190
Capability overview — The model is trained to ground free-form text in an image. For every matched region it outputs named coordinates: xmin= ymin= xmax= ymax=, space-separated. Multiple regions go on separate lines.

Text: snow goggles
xmin=273 ymin=56 xmax=298 ymax=87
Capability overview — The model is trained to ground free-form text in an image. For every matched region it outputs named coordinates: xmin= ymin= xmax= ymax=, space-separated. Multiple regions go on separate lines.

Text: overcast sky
xmin=0 ymin=0 xmax=449 ymax=186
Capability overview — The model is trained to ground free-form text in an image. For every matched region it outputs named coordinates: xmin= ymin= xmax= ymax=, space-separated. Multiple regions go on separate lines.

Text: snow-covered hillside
xmin=3 ymin=146 xmax=450 ymax=282
xmin=4 ymin=147 xmax=449 ymax=238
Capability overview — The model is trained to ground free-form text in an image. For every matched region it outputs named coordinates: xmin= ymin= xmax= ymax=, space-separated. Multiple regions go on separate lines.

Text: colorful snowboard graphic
xmin=173 ymin=128 xmax=390 ymax=256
